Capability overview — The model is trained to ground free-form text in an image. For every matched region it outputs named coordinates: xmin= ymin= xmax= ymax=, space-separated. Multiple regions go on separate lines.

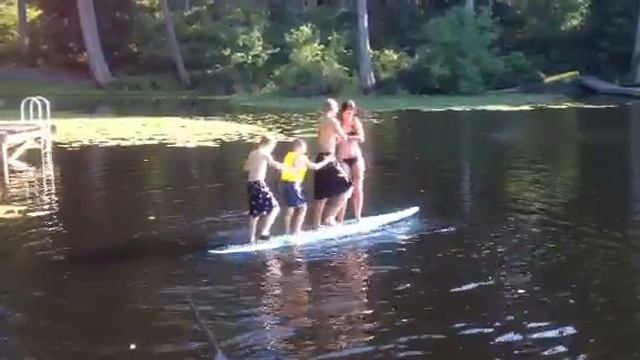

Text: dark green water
xmin=0 ymin=98 xmax=639 ymax=359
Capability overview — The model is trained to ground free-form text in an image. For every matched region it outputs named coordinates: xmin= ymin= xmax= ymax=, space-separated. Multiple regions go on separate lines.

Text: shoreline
xmin=0 ymin=74 xmax=618 ymax=113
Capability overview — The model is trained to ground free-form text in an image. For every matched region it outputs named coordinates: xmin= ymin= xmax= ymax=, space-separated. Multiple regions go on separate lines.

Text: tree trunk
xmin=17 ymin=0 xmax=29 ymax=58
xmin=160 ymin=0 xmax=192 ymax=88
xmin=633 ymin=2 xmax=640 ymax=83
xmin=76 ymin=0 xmax=114 ymax=87
xmin=356 ymin=0 xmax=376 ymax=92
xmin=465 ymin=0 xmax=475 ymax=14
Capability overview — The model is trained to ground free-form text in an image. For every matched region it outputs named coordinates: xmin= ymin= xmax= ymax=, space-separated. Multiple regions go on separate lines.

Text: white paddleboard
xmin=208 ymin=206 xmax=420 ymax=254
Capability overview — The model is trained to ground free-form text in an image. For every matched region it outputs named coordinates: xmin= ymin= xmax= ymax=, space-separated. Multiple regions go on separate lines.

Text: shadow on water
xmin=1 ymin=98 xmax=640 ymax=358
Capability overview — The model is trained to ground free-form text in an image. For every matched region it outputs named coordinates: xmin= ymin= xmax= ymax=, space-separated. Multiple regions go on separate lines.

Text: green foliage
xmin=164 ymin=3 xmax=279 ymax=93
xmin=274 ymin=24 xmax=353 ymax=96
xmin=400 ymin=6 xmax=541 ymax=94
xmin=373 ymin=49 xmax=412 ymax=82
xmin=499 ymin=52 xmax=543 ymax=87
xmin=126 ymin=2 xmax=166 ymax=72
xmin=3 ymin=0 xmax=640 ymax=94
xmin=0 ymin=0 xmax=41 ymax=63
xmin=0 ymin=0 xmax=18 ymax=45
xmin=216 ymin=20 xmax=278 ymax=91
xmin=106 ymin=74 xmax=183 ymax=92
xmin=404 ymin=7 xmax=503 ymax=94
xmin=583 ymin=0 xmax=638 ymax=81
xmin=372 ymin=48 xmax=413 ymax=94
xmin=0 ymin=0 xmax=18 ymax=63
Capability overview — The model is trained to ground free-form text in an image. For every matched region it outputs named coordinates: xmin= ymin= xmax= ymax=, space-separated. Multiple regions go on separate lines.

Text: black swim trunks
xmin=247 ymin=180 xmax=279 ymax=217
xmin=313 ymin=153 xmax=352 ymax=200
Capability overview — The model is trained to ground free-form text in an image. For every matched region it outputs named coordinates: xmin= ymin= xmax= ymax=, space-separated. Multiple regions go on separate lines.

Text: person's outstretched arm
xmin=305 ymin=154 xmax=334 ymax=170
xmin=265 ymin=153 xmax=285 ymax=171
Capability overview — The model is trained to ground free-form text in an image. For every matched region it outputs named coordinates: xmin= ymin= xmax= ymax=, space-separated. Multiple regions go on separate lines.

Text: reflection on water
xmin=1 ymin=99 xmax=640 ymax=358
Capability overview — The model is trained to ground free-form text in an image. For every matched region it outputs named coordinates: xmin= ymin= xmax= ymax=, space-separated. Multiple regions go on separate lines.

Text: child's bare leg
xmin=313 ymin=199 xmax=327 ymax=229
xmin=293 ymin=204 xmax=308 ymax=235
xmin=337 ymin=199 xmax=348 ymax=224
xmin=284 ymin=207 xmax=295 ymax=234
xmin=249 ymin=216 xmax=260 ymax=244
xmin=260 ymin=206 xmax=280 ymax=237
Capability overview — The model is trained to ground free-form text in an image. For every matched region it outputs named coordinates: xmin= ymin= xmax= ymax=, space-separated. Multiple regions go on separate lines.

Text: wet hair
xmin=324 ymin=98 xmax=338 ymax=112
xmin=258 ymin=134 xmax=276 ymax=147
xmin=340 ymin=100 xmax=356 ymax=113
xmin=292 ymin=139 xmax=306 ymax=150
xmin=339 ymin=100 xmax=357 ymax=126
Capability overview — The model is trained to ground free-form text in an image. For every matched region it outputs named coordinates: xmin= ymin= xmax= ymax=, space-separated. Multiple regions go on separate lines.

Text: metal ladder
xmin=19 ymin=96 xmax=56 ymax=207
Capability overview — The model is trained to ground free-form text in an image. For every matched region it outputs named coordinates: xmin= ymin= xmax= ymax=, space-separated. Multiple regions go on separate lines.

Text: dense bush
xmin=274 ymin=24 xmax=353 ymax=96
xmin=498 ymin=52 xmax=543 ymax=88
xmin=373 ymin=49 xmax=412 ymax=82
xmin=399 ymin=7 xmax=542 ymax=94
xmin=372 ymin=49 xmax=413 ymax=94
xmin=416 ymin=7 xmax=504 ymax=93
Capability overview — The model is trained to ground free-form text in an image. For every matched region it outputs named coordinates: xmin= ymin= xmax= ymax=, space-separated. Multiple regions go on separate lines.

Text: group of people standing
xmin=244 ymin=98 xmax=365 ymax=243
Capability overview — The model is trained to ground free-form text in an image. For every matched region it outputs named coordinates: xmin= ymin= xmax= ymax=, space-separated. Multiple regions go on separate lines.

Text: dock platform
xmin=0 ymin=97 xmax=54 ymax=186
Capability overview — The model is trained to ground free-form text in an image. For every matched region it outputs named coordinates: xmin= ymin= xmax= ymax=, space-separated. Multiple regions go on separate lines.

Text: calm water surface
xmin=1 ymin=99 xmax=640 ymax=359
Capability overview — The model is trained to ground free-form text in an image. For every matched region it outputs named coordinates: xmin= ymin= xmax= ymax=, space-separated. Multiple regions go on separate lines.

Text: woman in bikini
xmin=337 ymin=100 xmax=365 ymax=222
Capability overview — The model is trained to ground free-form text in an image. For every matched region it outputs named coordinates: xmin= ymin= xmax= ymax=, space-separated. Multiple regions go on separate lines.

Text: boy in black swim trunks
xmin=245 ymin=135 xmax=285 ymax=244
xmin=280 ymin=139 xmax=334 ymax=235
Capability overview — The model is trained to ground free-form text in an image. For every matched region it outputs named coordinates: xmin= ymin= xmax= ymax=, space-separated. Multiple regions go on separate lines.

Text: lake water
xmin=1 ymin=98 xmax=640 ymax=359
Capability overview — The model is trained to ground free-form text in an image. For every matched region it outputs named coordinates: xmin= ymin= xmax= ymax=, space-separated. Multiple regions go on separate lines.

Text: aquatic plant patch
xmin=53 ymin=117 xmax=274 ymax=148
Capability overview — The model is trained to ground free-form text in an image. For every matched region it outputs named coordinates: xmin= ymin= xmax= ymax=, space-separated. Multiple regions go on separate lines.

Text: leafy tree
xmin=402 ymin=6 xmax=536 ymax=94
xmin=413 ymin=6 xmax=503 ymax=93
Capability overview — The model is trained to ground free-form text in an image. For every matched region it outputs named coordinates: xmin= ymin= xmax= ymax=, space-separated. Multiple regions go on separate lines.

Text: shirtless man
xmin=313 ymin=99 xmax=353 ymax=228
